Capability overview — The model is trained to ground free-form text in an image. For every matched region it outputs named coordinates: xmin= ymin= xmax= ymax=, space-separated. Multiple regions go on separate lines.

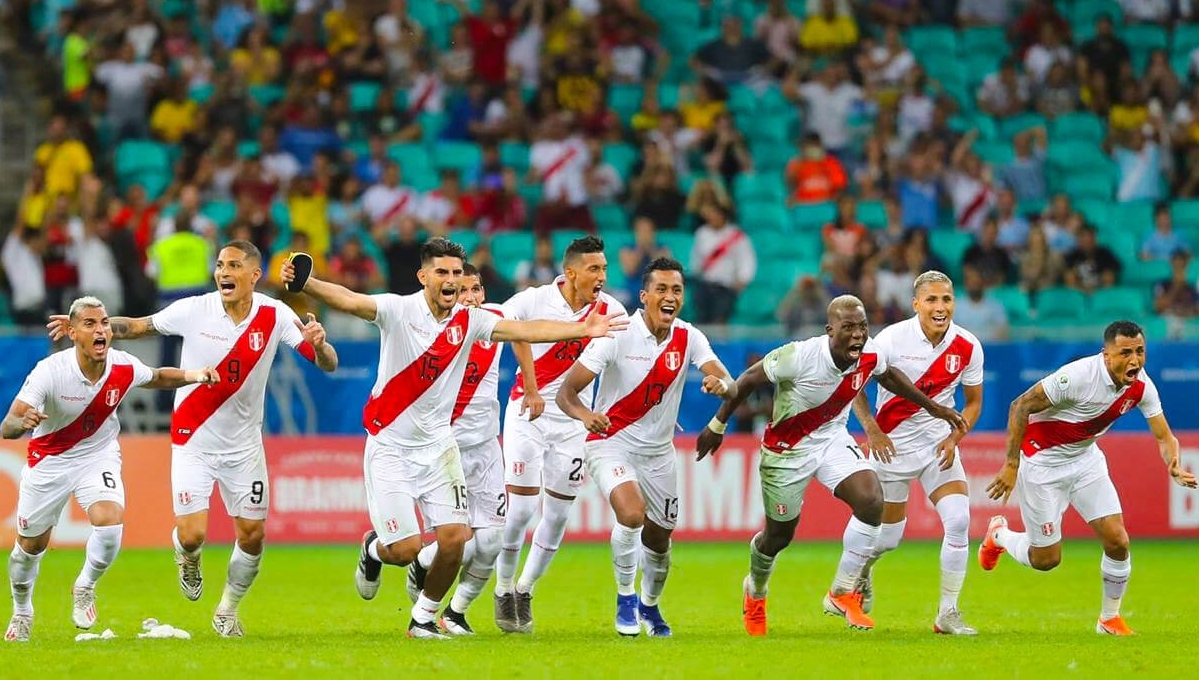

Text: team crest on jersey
xmin=105 ymin=388 xmax=120 ymax=407
xmin=479 ymin=339 xmax=494 ymax=350
xmin=446 ymin=325 xmax=464 ymax=346
xmin=775 ymin=503 xmax=788 ymax=517
xmin=664 ymin=351 xmax=682 ymax=371
xmin=386 ymin=518 xmax=399 ymax=534
xmin=1040 ymin=522 xmax=1055 ymax=537
xmin=178 ymin=491 xmax=191 ymax=506
xmin=249 ymin=331 xmax=265 ymax=352
xmin=613 ymin=465 xmax=626 ymax=478
xmin=17 ymin=516 xmax=27 ymax=530
xmin=1119 ymin=399 xmax=1136 ymax=414
xmin=851 ymin=372 xmax=865 ymax=391
xmin=512 ymin=461 xmax=525 ymax=476
xmin=945 ymin=354 xmax=962 ymax=374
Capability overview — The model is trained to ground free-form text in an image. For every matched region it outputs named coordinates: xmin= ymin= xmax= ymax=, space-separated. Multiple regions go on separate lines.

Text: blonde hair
xmin=68 ymin=296 xmax=106 ymax=322
xmin=912 ymin=270 xmax=953 ymax=296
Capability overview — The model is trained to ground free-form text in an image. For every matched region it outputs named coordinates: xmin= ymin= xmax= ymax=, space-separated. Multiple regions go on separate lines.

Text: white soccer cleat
xmin=934 ymin=609 xmax=978 ymax=635
xmin=175 ymin=551 xmax=203 ymax=601
xmin=4 ymin=613 xmax=32 ymax=642
xmin=212 ymin=611 xmax=245 ymax=638
xmin=439 ymin=608 xmax=475 ymax=636
xmin=355 ymin=531 xmax=382 ymax=601
xmin=855 ymin=573 xmax=874 ymax=614
xmin=407 ymin=619 xmax=450 ymax=639
xmin=72 ymin=585 xmax=97 ymax=629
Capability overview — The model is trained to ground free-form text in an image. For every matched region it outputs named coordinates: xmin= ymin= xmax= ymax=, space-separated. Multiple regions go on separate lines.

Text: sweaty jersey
xmin=1023 ymin=353 xmax=1163 ymax=466
xmin=451 ymin=303 xmax=505 ymax=448
xmin=16 ymin=347 xmax=155 ymax=465
xmin=366 ymin=291 xmax=501 ymax=457
xmin=501 ymin=276 xmax=627 ymax=417
xmin=578 ymin=311 xmax=718 ymax=453
xmin=152 ymin=292 xmax=317 ymax=454
xmin=872 ymin=317 xmax=984 ymax=451
xmin=760 ymin=335 xmax=888 ymax=455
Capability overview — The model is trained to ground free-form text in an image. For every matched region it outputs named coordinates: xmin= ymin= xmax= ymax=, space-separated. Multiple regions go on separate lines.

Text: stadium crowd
xmin=4 ymin=0 xmax=1199 ymax=340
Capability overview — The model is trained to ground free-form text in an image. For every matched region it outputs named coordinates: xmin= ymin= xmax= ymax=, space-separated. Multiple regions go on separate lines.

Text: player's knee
xmin=16 ymin=534 xmax=49 ymax=556
xmin=438 ymin=523 xmax=473 ymax=551
xmin=473 ymin=528 xmax=503 ymax=564
xmin=176 ymin=526 xmax=206 ymax=553
xmin=939 ymin=508 xmax=970 ymax=539
xmin=236 ymin=525 xmax=266 ymax=554
xmin=853 ymin=494 xmax=885 ymax=526
xmin=1102 ymin=528 xmax=1130 ymax=559
xmin=761 ymin=527 xmax=793 ymax=554
xmin=1029 ymin=548 xmax=1061 ymax=571
xmin=384 ymin=536 xmax=424 ymax=566
xmin=613 ymin=500 xmax=646 ymax=530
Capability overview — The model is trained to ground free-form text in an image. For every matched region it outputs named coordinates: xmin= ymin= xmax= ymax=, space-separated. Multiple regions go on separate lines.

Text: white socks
xmin=495 ymin=493 xmax=539 ymax=594
xmin=747 ymin=533 xmax=776 ymax=598
xmin=640 ymin=544 xmax=671 ymax=606
xmin=451 ymin=527 xmax=502 ymax=614
xmin=8 ymin=543 xmax=43 ymax=615
xmin=367 ymin=537 xmax=382 ymax=562
xmin=217 ymin=544 xmax=262 ymax=614
xmin=995 ymin=527 xmax=1033 ymax=567
xmin=610 ymin=523 xmax=642 ymax=596
xmin=865 ymin=519 xmax=906 ymax=574
xmin=75 ymin=524 xmax=123 ymax=589
xmin=516 ymin=495 xmax=572 ymax=595
xmin=412 ymin=592 xmax=441 ymax=625
xmin=935 ymin=495 xmax=970 ymax=613
xmin=832 ymin=517 xmax=881 ymax=595
xmin=418 ymin=535 xmax=477 ymax=571
xmin=1100 ymin=554 xmax=1131 ymax=620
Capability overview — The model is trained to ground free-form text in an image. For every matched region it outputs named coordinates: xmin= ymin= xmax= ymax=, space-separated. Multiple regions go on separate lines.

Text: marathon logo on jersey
xmin=1040 ymin=522 xmax=1055 ymax=537
xmin=178 ymin=491 xmax=192 ymax=506
xmin=1120 ymin=398 xmax=1136 ymax=415
xmin=105 ymin=388 xmax=121 ymax=407
xmin=664 ymin=350 xmax=682 ymax=371
xmin=512 ymin=461 xmax=526 ymax=476
xmin=446 ymin=325 xmax=464 ymax=346
xmin=944 ymin=354 xmax=962 ymax=374
xmin=249 ymin=331 xmax=265 ymax=352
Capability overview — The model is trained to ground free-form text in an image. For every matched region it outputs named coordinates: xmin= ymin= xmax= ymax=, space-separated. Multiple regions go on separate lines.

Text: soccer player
xmin=557 ymin=257 xmax=736 ymax=637
xmin=280 ymin=237 xmax=627 ymax=639
xmin=403 ymin=262 xmax=514 ymax=635
xmin=46 ymin=241 xmax=339 ymax=638
xmin=5 ymin=296 xmax=218 ymax=642
xmin=848 ymin=271 xmax=985 ymax=635
xmin=696 ymin=296 xmax=967 ymax=635
xmin=493 ymin=235 xmax=628 ymax=634
xmin=979 ymin=320 xmax=1197 ymax=635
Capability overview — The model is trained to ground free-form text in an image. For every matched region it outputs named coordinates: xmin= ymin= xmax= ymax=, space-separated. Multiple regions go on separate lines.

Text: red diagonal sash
xmin=28 ymin=364 xmax=135 ymax=466
xmin=700 ymin=229 xmax=745 ymax=273
xmin=510 ymin=300 xmax=607 ymax=400
xmin=172 ymin=305 xmax=278 ymax=446
xmin=762 ymin=354 xmax=878 ymax=454
xmin=364 ymin=307 xmax=473 ymax=435
xmin=452 ymin=308 xmax=504 ymax=423
xmin=380 ymin=191 xmax=412 ymax=223
xmin=408 ymin=76 xmax=438 ymax=113
xmin=875 ymin=334 xmax=974 ymax=433
xmin=957 ymin=185 xmax=992 ymax=228
xmin=542 ymin=145 xmax=578 ymax=183
xmin=1021 ymin=380 xmax=1145 ymax=456
xmin=587 ymin=326 xmax=689 ymax=442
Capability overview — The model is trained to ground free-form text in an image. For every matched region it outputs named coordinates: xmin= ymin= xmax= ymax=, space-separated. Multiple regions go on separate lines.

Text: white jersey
xmin=451 ymin=303 xmax=505 ymax=448
xmin=366 ymin=291 xmax=501 ymax=457
xmin=362 ymin=183 xmax=420 ymax=224
xmin=1023 ymin=353 xmax=1163 ymax=466
xmin=760 ymin=335 xmax=888 ymax=456
xmin=578 ymin=311 xmax=718 ymax=453
xmin=872 ymin=317 xmax=984 ymax=450
xmin=501 ymin=276 xmax=627 ymax=418
xmin=152 ymin=292 xmax=315 ymax=454
xmin=530 ymin=137 xmax=590 ymax=206
xmin=16 ymin=347 xmax=154 ymax=465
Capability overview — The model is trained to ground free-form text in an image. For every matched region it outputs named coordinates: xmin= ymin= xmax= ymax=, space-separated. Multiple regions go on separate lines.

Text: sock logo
xmin=1040 ymin=522 xmax=1055 ymax=537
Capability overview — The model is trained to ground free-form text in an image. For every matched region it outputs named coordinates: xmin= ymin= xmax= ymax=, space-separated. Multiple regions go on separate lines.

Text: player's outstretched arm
xmin=697 ymin=360 xmax=770 ymax=461
xmin=511 ymin=341 xmax=544 ymax=421
xmin=875 ymin=367 xmax=968 ymax=433
xmin=698 ymin=360 xmax=738 ymax=402
xmin=987 ymin=383 xmax=1053 ymax=503
xmin=1 ymin=400 xmax=46 ymax=439
xmin=852 ymin=392 xmax=895 ymax=464
xmin=281 ymin=261 xmax=378 ymax=321
xmin=491 ymin=306 xmax=629 ymax=343
xmin=555 ymin=363 xmax=609 ymax=434
xmin=46 ymin=314 xmax=160 ymax=341
xmin=1147 ymin=414 xmax=1198 ymax=489
xmin=142 ymin=366 xmax=221 ymax=390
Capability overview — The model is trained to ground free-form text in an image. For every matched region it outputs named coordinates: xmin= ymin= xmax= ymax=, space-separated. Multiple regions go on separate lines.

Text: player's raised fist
xmin=46 ymin=314 xmax=69 ymax=341
xmin=701 ymin=375 xmax=730 ymax=396
xmin=20 ymin=408 xmax=47 ymax=432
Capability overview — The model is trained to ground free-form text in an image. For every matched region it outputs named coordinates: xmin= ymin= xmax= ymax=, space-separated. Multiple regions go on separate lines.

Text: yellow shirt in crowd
xmin=34 ymin=139 xmax=93 ymax=199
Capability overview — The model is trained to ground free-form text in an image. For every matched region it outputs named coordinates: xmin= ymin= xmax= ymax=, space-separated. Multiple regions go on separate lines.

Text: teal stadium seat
xmin=349 ymin=82 xmax=382 ymax=114
xmin=958 ymin=27 xmax=1008 ymax=57
xmin=749 ymin=142 xmax=793 ymax=172
xmin=499 ymin=141 xmax=530 ymax=173
xmin=657 ymin=232 xmax=694 ymax=266
xmin=115 ymin=140 xmax=170 ymax=178
xmin=731 ymin=282 xmax=784 ymax=325
xmin=1170 ymin=199 xmax=1199 ymax=226
xmin=990 ymin=286 xmax=1033 ymax=323
xmin=1050 ymin=112 xmax=1107 ymax=144
xmin=1034 ymin=287 xmax=1088 ymax=320
xmin=734 ymin=173 xmax=786 ymax=203
xmin=1124 ymin=259 xmax=1171 ymax=286
xmin=607 ymin=84 xmax=643 ymax=124
xmin=602 ymin=143 xmax=638 ymax=181
xmin=551 ymin=230 xmax=590 ymax=260
xmin=929 ymin=230 xmax=973 ymax=277
xmin=1062 ymin=170 xmax=1114 ymax=200
xmin=248 ymin=84 xmax=286 ymax=108
xmin=791 ymin=202 xmax=836 ymax=230
xmin=432 ymin=141 xmax=482 ymax=172
xmin=857 ymin=200 xmax=887 ymax=229
xmin=491 ymin=232 xmax=535 ymax=278
xmin=387 ymin=143 xmax=432 ymax=174
xmin=447 ymin=229 xmax=481 ymax=256
xmin=1090 ymin=286 xmax=1148 ymax=318
xmin=1174 ymin=24 xmax=1199 ymax=54
xmin=593 ymin=204 xmax=628 ymax=232
xmin=1069 ymin=0 xmax=1123 ymax=31
xmin=201 ymin=201 xmax=237 ymax=229
xmin=740 ymin=202 xmax=789 ymax=233
xmin=998 ymin=113 xmax=1048 ymax=140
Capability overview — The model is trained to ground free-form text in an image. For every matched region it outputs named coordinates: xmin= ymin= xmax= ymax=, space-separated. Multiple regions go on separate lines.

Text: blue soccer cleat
xmin=615 ymin=594 xmax=640 ymax=636
xmin=638 ymin=601 xmax=672 ymax=637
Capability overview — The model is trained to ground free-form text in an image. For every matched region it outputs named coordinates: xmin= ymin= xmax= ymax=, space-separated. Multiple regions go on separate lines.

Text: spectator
xmin=195 ymin=126 xmax=242 ymax=202
xmin=1023 ymin=23 xmax=1071 ymax=84
xmin=648 ymin=109 xmax=698 ymax=175
xmin=790 ymin=60 xmax=863 ymax=160
xmin=631 ymin=164 xmax=686 ymax=231
xmin=583 ymin=137 xmax=623 ymax=204
xmin=1034 ymin=61 xmax=1079 ymax=120
xmin=732 ymin=352 xmax=774 ymax=436
xmin=777 ymin=274 xmax=832 ymax=336
xmin=601 ymin=19 xmax=666 ymax=84
xmin=977 ymin=58 xmax=1031 ymax=119
xmin=619 ymin=217 xmax=671 ymax=306
xmin=690 ymin=203 xmax=756 ymax=324
xmin=440 ymin=22 xmax=475 ymax=87
xmin=76 ymin=211 xmax=124 ymax=315
xmin=799 ymin=0 xmax=859 ymax=57
xmin=213 ymin=0 xmax=257 ymax=51
xmin=952 ymin=266 xmax=1010 ymax=341
xmin=1010 ymin=0 xmax=1070 ymax=56
xmin=947 ymin=131 xmax=996 ymax=234
xmin=1079 ymin=13 xmax=1131 ymax=95
xmin=1002 ymin=126 xmax=1048 ymax=204
xmin=1113 ymin=127 xmax=1166 ymax=203
xmin=1 ymin=223 xmax=48 ymax=326
xmin=453 ymin=0 xmax=517 ymax=88
xmin=1108 ymin=80 xmax=1149 ymax=135
xmin=1040 ymin=194 xmax=1082 ymax=253
xmin=957 ymin=0 xmax=1017 ymax=26
xmin=962 ymin=217 xmax=1014 ymax=286
xmin=680 ymin=79 xmax=727 ymax=136
xmin=420 ymin=169 xmax=478 ymax=231
xmin=480 ymin=85 xmax=533 ymax=141
xmin=821 ymin=195 xmax=868 ymax=266
xmin=1019 ymin=224 xmax=1066 ymax=293
xmin=266 ymin=232 xmax=326 ymax=319
xmin=361 ymin=87 xmax=422 ymax=142
xmin=530 ymin=114 xmax=595 ymax=233
xmin=329 ymin=235 xmax=386 ymax=293
xmin=232 ymin=154 xmax=281 ymax=209
xmin=336 ymin=14 xmax=388 ymax=84
xmin=515 ymin=235 xmax=562 ymax=291
xmin=110 ymin=183 xmax=162 ymax=260
xmin=154 ymin=185 xmax=216 ymax=244
xmin=874 ymin=196 xmax=907 ymax=250
xmin=685 ymin=176 xmax=733 ymax=228
xmin=754 ymin=0 xmax=803 ymax=69
xmin=354 ymin=135 xmax=390 ymax=186
xmin=288 ymin=173 xmax=332 ymax=257
xmin=868 ymin=0 xmax=919 ymax=28
xmin=1141 ymin=50 xmax=1182 ymax=110
xmin=896 ymin=143 xmax=941 ymax=229
xmin=329 ymin=175 xmax=366 ymax=246
xmin=1153 ymin=249 xmax=1199 ymax=335
xmin=854 ymin=134 xmax=891 ymax=200
xmin=229 ymin=26 xmax=282 ymax=86
xmin=61 ymin=10 xmax=92 ymax=102
xmin=279 ymin=107 xmax=342 ymax=173
xmin=858 ymin=25 xmax=916 ymax=94
xmin=362 ymin=160 xmax=420 ymax=230
xmin=1140 ymin=202 xmax=1190 ymax=261
xmin=468 ymin=242 xmax=515 ymax=302
xmin=896 ymin=68 xmax=934 ymax=145
xmin=406 ymin=51 xmax=446 ymax=115
xmin=701 ymin=112 xmax=753 ymax=189
xmin=994 ymin=188 xmax=1032 ymax=252
xmin=374 ymin=0 xmax=425 ymax=83
xmin=693 ymin=16 xmax=772 ymax=86
xmin=1063 ymin=224 xmax=1122 ymax=292
xmin=257 ymin=124 xmax=301 ymax=190
xmin=785 ymin=132 xmax=849 ymax=205
xmin=381 ymin=215 xmax=425 ymax=295
xmin=150 ymin=78 xmax=200 ymax=145
xmin=146 ymin=209 xmax=214 ymax=308
xmin=477 ymin=168 xmax=529 ymax=233
xmin=1121 ymin=0 xmax=1171 ymax=25
xmin=1082 ymin=69 xmax=1114 ymax=117
xmin=95 ymin=40 xmax=163 ymax=141
xmin=548 ymin=34 xmax=604 ymax=115
xmin=34 ymin=114 xmax=93 ymax=201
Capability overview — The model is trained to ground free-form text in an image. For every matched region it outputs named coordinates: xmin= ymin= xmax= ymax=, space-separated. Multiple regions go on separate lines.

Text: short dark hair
xmin=1154 ymin=201 xmax=1170 ymax=217
xmin=420 ymin=237 xmax=467 ymax=266
xmin=564 ymin=235 xmax=605 ymax=265
xmin=462 ymin=262 xmax=480 ymax=278
xmin=641 ymin=257 xmax=685 ymax=290
xmin=1103 ymin=320 xmax=1144 ymax=344
xmin=223 ymin=239 xmax=262 ymax=265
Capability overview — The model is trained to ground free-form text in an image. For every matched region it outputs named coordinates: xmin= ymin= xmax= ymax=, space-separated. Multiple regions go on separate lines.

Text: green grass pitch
xmin=5 ymin=541 xmax=1195 ymax=678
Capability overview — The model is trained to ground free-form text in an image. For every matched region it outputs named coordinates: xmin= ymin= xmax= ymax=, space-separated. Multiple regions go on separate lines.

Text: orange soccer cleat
xmin=742 ymin=577 xmax=767 ymax=636
xmin=978 ymin=515 xmax=1008 ymax=571
xmin=1097 ymin=616 xmax=1135 ymax=636
xmin=823 ymin=590 xmax=875 ymax=630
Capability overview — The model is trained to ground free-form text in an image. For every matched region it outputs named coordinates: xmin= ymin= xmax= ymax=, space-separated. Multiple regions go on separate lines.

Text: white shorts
xmin=1017 ymin=447 xmax=1122 ymax=548
xmin=172 ymin=445 xmax=270 ymax=520
xmin=364 ymin=436 xmax=470 ymax=546
xmin=760 ymin=431 xmax=874 ymax=522
xmin=876 ymin=439 xmax=968 ymax=503
xmin=16 ymin=450 xmax=124 ymax=537
xmin=502 ymin=403 xmax=587 ymax=496
xmin=586 ymin=441 xmax=679 ymax=530
xmin=459 ymin=438 xmax=505 ymax=529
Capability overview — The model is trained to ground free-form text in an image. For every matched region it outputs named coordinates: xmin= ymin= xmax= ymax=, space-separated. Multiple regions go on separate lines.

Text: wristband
xmin=707 ymin=417 xmax=727 ymax=434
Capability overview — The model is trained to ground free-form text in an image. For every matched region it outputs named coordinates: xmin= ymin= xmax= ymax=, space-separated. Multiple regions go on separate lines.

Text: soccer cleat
xmin=405 ymin=558 xmax=428 ymax=604
xmin=439 ymin=607 xmax=475 ymax=636
xmin=978 ymin=515 xmax=1008 ymax=571
xmin=72 ymin=585 xmax=97 ymax=629
xmin=408 ymin=619 xmax=450 ymax=639
xmin=514 ymin=590 xmax=534 ymax=634
xmin=175 ymin=550 xmax=203 ymax=601
xmin=212 ymin=611 xmax=245 ymax=638
xmin=1097 ymin=616 xmax=1135 ymax=636
xmin=823 ymin=590 xmax=875 ymax=630
xmin=638 ymin=601 xmax=672 ymax=637
xmin=615 ymin=593 xmax=640 ymax=636
xmin=742 ymin=576 xmax=767 ymax=636
xmin=856 ymin=573 xmax=874 ymax=614
xmin=355 ymin=531 xmax=382 ymax=600
xmin=4 ymin=613 xmax=32 ymax=642
xmin=494 ymin=591 xmax=520 ymax=633
xmin=934 ymin=608 xmax=978 ymax=635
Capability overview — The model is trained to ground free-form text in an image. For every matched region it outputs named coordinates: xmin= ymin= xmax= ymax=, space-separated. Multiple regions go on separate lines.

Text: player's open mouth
xmin=847 ymin=343 xmax=863 ymax=356
xmin=1125 ymin=368 xmax=1139 ymax=380
xmin=219 ymin=281 xmax=235 ymax=292
xmin=592 ymin=284 xmax=603 ymax=297
xmin=931 ymin=314 xmax=947 ymax=324
xmin=660 ymin=304 xmax=676 ymax=316
xmin=440 ymin=285 xmax=456 ymax=300
xmin=93 ymin=337 xmax=106 ymax=348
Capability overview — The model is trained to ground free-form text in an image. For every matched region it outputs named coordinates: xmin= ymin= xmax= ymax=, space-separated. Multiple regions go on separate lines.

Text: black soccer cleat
xmin=355 ymin=531 xmax=382 ymax=600
xmin=439 ymin=607 xmax=475 ymax=636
